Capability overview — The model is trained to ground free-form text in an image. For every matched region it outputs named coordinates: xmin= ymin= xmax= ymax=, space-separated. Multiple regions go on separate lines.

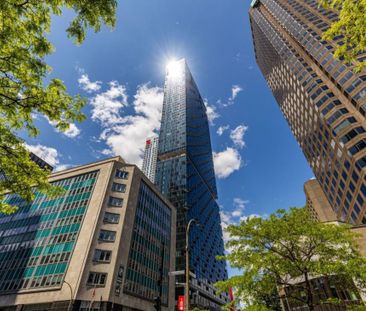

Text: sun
xmin=166 ymin=59 xmax=182 ymax=79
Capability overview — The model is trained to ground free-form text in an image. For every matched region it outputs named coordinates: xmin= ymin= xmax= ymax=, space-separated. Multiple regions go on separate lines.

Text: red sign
xmin=146 ymin=139 xmax=151 ymax=145
xmin=178 ymin=295 xmax=184 ymax=311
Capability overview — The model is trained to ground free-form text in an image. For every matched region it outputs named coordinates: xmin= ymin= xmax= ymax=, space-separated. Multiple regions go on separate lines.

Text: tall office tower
xmin=155 ymin=59 xmax=229 ymax=309
xmin=304 ymin=179 xmax=337 ymax=222
xmin=0 ymin=157 xmax=176 ymax=311
xmin=30 ymin=152 xmax=54 ymax=172
xmin=142 ymin=136 xmax=159 ymax=183
xmin=250 ymin=0 xmax=366 ymax=225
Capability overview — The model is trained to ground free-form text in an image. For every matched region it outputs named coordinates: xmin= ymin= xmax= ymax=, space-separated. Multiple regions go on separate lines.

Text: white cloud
xmin=213 ymin=147 xmax=241 ymax=179
xmin=54 ymin=164 xmax=74 ymax=172
xmin=239 ymin=214 xmax=262 ymax=222
xmin=25 ymin=143 xmax=60 ymax=167
xmin=46 ymin=119 xmax=81 ymax=138
xmin=220 ymin=209 xmax=259 ymax=246
xmin=220 ymin=210 xmax=233 ymax=244
xmin=217 ymin=84 xmax=243 ymax=107
xmin=232 ymin=198 xmax=249 ymax=217
xmin=63 ymin=123 xmax=81 ymax=138
xmin=204 ymin=99 xmax=219 ymax=125
xmin=100 ymin=149 xmax=114 ymax=156
xmin=90 ymin=81 xmax=128 ymax=126
xmin=78 ymin=74 xmax=102 ymax=93
xmin=25 ymin=143 xmax=75 ymax=172
xmin=217 ymin=125 xmax=229 ymax=136
xmin=92 ymin=83 xmax=164 ymax=166
xmin=230 ymin=125 xmax=248 ymax=148
xmin=230 ymin=85 xmax=243 ymax=101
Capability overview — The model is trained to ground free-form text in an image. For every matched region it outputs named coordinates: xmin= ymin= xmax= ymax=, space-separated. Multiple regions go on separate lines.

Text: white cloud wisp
xmin=217 ymin=125 xmax=229 ymax=136
xmin=78 ymin=74 xmax=102 ymax=93
xmin=204 ymin=99 xmax=220 ymax=125
xmin=230 ymin=125 xmax=248 ymax=148
xmin=213 ymin=147 xmax=241 ymax=179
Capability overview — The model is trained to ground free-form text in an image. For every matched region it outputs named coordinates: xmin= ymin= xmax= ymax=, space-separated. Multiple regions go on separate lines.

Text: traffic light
xmin=153 ymin=296 xmax=161 ymax=311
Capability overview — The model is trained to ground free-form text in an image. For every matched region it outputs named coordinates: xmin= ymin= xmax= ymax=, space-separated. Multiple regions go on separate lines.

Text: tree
xmin=215 ymin=208 xmax=366 ymax=311
xmin=0 ymin=1 xmax=116 ymax=213
xmin=319 ymin=0 xmax=366 ymax=70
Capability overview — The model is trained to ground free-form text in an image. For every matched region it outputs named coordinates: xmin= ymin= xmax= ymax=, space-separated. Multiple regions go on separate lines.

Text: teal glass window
xmin=0 ymin=171 xmax=98 ymax=293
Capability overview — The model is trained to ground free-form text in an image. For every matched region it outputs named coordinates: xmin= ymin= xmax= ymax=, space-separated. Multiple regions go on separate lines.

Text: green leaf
xmin=0 ymin=0 xmax=116 ymax=214
xmin=215 ymin=207 xmax=366 ymax=310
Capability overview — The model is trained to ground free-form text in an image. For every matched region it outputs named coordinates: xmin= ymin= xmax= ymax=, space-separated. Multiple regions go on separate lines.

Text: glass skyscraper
xmin=250 ymin=0 xmax=366 ymax=225
xmin=155 ymin=59 xmax=228 ymax=309
xmin=142 ymin=136 xmax=159 ymax=183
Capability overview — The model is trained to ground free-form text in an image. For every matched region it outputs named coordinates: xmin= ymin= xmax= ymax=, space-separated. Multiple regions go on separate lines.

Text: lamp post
xmin=63 ymin=280 xmax=73 ymax=311
xmin=185 ymin=218 xmax=198 ymax=311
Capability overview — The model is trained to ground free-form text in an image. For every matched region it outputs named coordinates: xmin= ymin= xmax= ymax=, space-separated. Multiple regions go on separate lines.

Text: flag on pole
xmin=229 ymin=288 xmax=235 ymax=311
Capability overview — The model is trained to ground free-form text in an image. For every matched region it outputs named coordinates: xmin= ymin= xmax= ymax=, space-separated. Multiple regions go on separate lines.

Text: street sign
xmin=178 ymin=295 xmax=184 ymax=311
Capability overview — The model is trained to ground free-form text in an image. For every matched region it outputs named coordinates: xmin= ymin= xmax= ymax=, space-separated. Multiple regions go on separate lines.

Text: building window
xmin=340 ymin=127 xmax=365 ymax=145
xmin=0 ymin=171 xmax=98 ymax=293
xmin=103 ymin=212 xmax=120 ymax=224
xmin=124 ymin=180 xmax=172 ymax=302
xmin=333 ymin=117 xmax=356 ymax=135
xmin=354 ymin=87 xmax=366 ymax=101
xmin=112 ymin=182 xmax=126 ymax=193
xmin=356 ymin=156 xmax=366 ymax=171
xmin=108 ymin=196 xmax=123 ymax=207
xmin=87 ymin=272 xmax=107 ymax=286
xmin=93 ymin=249 xmax=112 ymax=263
xmin=116 ymin=169 xmax=129 ymax=179
xmin=99 ymin=230 xmax=116 ymax=242
xmin=348 ymin=139 xmax=366 ymax=156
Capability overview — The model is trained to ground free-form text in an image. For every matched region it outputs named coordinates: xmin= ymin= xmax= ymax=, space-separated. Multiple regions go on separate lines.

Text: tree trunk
xmin=304 ymin=269 xmax=315 ymax=311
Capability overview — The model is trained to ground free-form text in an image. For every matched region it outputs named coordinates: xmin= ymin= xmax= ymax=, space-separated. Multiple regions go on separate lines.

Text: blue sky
xmin=24 ymin=0 xmax=314 ymax=274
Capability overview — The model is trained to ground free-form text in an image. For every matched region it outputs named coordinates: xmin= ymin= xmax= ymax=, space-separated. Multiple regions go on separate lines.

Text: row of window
xmin=87 ymin=169 xmax=129 ymax=289
xmin=0 ymin=172 xmax=98 ymax=293
xmin=254 ymin=4 xmax=366 ymax=225
xmin=0 ymin=273 xmax=65 ymax=292
xmin=267 ymin=0 xmax=366 ymax=112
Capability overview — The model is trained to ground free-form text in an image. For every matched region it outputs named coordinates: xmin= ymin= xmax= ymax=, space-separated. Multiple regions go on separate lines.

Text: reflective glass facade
xmin=250 ymin=0 xmax=366 ymax=225
xmin=156 ymin=59 xmax=228 ymax=308
xmin=0 ymin=171 xmax=97 ymax=293
xmin=125 ymin=181 xmax=172 ymax=304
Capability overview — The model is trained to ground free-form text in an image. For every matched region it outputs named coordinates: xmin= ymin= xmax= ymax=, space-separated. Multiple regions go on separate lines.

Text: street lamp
xmin=63 ymin=280 xmax=73 ymax=311
xmin=185 ymin=218 xmax=199 ymax=311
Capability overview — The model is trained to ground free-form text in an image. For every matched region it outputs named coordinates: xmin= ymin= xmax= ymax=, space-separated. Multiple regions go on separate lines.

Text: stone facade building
xmin=0 ymin=157 xmax=176 ymax=311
